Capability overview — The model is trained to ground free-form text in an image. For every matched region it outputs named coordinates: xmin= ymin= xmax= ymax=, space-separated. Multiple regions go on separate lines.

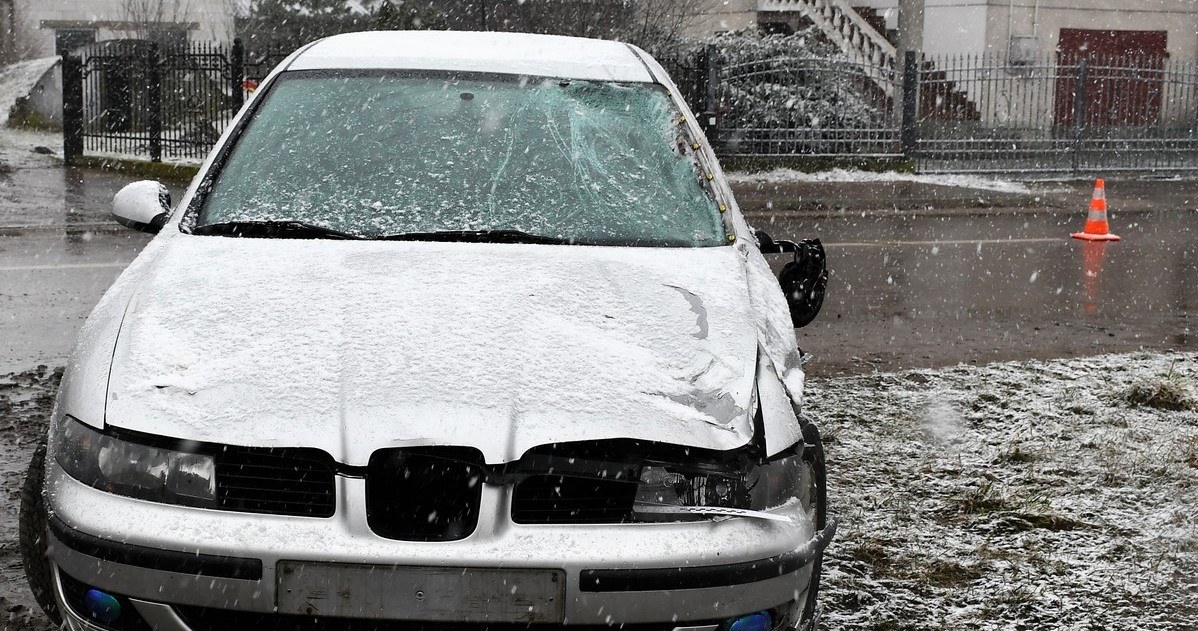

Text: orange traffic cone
xmin=1071 ymin=179 xmax=1121 ymax=241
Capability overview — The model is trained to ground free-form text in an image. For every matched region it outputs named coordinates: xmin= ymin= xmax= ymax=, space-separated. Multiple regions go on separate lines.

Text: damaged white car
xmin=20 ymin=31 xmax=834 ymax=631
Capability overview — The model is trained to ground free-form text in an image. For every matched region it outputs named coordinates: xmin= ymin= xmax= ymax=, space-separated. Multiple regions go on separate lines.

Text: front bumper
xmin=47 ymin=459 xmax=835 ymax=630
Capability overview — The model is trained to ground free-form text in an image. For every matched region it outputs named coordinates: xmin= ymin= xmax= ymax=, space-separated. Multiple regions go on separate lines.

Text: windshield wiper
xmin=375 ymin=229 xmax=577 ymax=245
xmin=190 ymin=221 xmax=364 ymax=240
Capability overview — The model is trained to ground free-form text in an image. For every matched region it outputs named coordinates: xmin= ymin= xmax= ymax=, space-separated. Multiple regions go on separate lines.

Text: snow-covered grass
xmin=812 ymin=352 xmax=1198 ymax=630
xmin=0 ymin=127 xmax=61 ymax=170
xmin=727 ymin=168 xmax=1032 ymax=194
xmin=1 ymin=353 xmax=1195 ymax=630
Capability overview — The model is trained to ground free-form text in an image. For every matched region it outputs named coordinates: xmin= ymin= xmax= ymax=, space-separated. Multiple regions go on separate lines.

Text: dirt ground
xmin=0 ymin=367 xmax=57 ymax=631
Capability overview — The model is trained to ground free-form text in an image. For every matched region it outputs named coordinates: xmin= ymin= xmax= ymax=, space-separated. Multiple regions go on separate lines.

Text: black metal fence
xmin=62 ymin=39 xmax=287 ymax=164
xmin=914 ymin=53 xmax=1198 ymax=174
xmin=664 ymin=49 xmax=1198 ymax=174
xmin=62 ymin=43 xmax=1198 ymax=175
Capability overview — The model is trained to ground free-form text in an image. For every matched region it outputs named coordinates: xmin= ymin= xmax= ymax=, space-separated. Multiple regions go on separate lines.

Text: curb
xmin=0 ymin=223 xmax=126 ymax=237
xmin=71 ymin=156 xmax=199 ymax=183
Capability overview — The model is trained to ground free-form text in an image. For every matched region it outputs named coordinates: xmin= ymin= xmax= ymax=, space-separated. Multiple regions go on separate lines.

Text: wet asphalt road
xmin=767 ymin=207 xmax=1196 ymax=375
xmin=1 ymin=167 xmax=1197 ymax=377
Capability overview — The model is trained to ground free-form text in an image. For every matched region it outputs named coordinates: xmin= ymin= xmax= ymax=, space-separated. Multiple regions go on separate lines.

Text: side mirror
xmin=756 ymin=230 xmax=828 ymax=328
xmin=113 ymin=181 xmax=171 ymax=234
xmin=754 ymin=229 xmax=799 ymax=255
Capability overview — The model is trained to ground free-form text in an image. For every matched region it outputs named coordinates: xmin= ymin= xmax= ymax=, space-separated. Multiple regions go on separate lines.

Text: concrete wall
xmin=687 ymin=0 xmax=759 ymax=36
xmin=924 ymin=0 xmax=989 ymax=57
xmin=948 ymin=1 xmax=1198 ymax=128
xmin=988 ymin=0 xmax=1198 ymax=65
xmin=751 ymin=1 xmax=1198 ymax=62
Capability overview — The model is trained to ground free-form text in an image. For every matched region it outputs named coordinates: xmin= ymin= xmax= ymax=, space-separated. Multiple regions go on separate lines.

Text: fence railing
xmin=667 ymin=49 xmax=1198 ymax=174
xmin=914 ymin=53 xmax=1198 ymax=174
xmin=62 ymin=43 xmax=1198 ymax=175
xmin=62 ymin=39 xmax=286 ymax=165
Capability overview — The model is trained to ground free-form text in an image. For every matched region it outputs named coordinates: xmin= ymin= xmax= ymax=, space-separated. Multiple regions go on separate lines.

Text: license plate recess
xmin=276 ymin=562 xmax=565 ymax=622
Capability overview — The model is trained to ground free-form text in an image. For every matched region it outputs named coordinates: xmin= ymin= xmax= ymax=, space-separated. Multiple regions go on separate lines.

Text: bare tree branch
xmin=120 ymin=0 xmax=194 ymax=42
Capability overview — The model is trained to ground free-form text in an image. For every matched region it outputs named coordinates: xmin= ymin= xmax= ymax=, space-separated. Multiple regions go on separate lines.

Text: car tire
xmin=798 ymin=420 xmax=827 ymax=631
xmin=19 ymin=437 xmax=62 ymax=626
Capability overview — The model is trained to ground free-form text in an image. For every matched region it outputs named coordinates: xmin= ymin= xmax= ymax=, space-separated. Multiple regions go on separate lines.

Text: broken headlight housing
xmin=631 ymin=448 xmax=808 ymax=521
xmin=53 ymin=416 xmax=217 ymax=508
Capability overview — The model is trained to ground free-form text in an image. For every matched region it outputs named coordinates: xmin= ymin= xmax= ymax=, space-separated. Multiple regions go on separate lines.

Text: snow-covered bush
xmin=705 ymin=28 xmax=889 ymax=131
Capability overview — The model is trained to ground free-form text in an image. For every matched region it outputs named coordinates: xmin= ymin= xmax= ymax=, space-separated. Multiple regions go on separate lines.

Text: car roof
xmin=287 ymin=31 xmax=656 ymax=83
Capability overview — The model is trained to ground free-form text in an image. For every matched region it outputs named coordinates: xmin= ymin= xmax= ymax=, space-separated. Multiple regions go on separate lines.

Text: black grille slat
xmin=215 ymin=447 xmax=336 ymax=518
xmin=366 ymin=448 xmax=484 ymax=541
xmin=512 ymin=475 xmax=638 ymax=524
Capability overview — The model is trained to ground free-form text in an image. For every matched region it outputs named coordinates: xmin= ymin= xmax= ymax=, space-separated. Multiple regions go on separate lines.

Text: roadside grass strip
xmin=811 ymin=352 xmax=1198 ymax=630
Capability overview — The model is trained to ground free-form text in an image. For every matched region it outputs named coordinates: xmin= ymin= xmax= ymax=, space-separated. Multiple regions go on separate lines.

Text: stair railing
xmin=759 ymin=0 xmax=897 ymax=96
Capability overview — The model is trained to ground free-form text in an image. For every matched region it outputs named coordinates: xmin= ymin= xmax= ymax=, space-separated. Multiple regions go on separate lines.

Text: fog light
xmin=83 ymin=589 xmax=121 ymax=624
xmin=726 ymin=611 xmax=772 ymax=631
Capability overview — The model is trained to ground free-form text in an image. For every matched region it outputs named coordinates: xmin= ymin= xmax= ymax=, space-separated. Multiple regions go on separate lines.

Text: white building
xmin=693 ymin=1 xmax=1198 ymax=65
xmin=0 ymin=0 xmax=235 ymax=128
xmin=0 ymin=0 xmax=236 ymax=64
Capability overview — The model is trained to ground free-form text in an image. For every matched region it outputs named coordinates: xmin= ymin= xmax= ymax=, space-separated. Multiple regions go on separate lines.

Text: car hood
xmin=105 ymin=235 xmax=760 ymax=465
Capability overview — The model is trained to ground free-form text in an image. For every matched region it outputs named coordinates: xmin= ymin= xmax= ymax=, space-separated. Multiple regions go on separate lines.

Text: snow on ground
xmin=0 ymin=58 xmax=58 ymax=127
xmin=812 ymin=351 xmax=1198 ymax=630
xmin=0 ymin=127 xmax=61 ymax=170
xmin=727 ymin=168 xmax=1032 ymax=194
xmin=0 ymin=353 xmax=1195 ymax=630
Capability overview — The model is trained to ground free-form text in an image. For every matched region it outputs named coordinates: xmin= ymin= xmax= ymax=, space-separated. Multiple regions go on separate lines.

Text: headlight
xmin=53 ymin=416 xmax=216 ymax=508
xmin=631 ymin=448 xmax=809 ymax=521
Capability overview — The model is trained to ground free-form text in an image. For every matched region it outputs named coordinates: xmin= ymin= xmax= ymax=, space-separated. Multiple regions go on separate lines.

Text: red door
xmin=1054 ymin=28 xmax=1167 ymax=127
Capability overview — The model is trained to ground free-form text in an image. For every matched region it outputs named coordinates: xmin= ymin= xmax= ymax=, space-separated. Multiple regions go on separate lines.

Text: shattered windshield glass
xmin=196 ymin=71 xmax=727 ymax=247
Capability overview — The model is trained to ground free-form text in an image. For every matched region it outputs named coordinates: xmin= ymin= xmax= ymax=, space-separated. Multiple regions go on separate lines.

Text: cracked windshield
xmin=199 ymin=73 xmax=726 ymax=246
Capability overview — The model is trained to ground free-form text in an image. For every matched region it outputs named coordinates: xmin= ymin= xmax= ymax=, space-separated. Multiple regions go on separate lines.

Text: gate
xmin=63 ymin=39 xmax=263 ymax=164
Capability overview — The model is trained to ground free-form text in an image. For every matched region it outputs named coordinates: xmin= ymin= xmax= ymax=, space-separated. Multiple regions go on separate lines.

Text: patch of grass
xmin=919 ymin=558 xmax=987 ymax=588
xmin=950 ymin=481 xmax=1083 ymax=532
xmin=995 ymin=512 xmax=1086 ymax=533
xmin=996 ymin=445 xmax=1037 ymax=464
xmin=1066 ymin=403 xmax=1096 ymax=415
xmin=1122 ymin=361 xmax=1197 ymax=411
xmin=844 ymin=540 xmax=893 ymax=570
xmin=955 ymin=480 xmax=1009 ymax=515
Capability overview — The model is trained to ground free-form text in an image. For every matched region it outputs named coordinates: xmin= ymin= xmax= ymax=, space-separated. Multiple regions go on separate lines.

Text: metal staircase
xmin=758 ymin=0 xmax=897 ymax=96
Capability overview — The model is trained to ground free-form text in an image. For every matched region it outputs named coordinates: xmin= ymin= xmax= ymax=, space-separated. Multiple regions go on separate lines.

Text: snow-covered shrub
xmin=705 ymin=28 xmax=889 ymax=131
xmin=1122 ymin=362 xmax=1196 ymax=411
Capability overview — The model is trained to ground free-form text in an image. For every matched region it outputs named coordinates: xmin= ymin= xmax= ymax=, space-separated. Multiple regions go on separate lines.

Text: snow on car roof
xmin=288 ymin=31 xmax=655 ymax=83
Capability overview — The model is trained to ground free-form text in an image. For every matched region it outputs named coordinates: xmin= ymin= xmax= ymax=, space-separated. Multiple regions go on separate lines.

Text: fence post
xmin=231 ymin=38 xmax=245 ymax=109
xmin=901 ymin=50 xmax=920 ymax=158
xmin=1071 ymin=57 xmax=1089 ymax=174
xmin=702 ymin=43 xmax=719 ymax=145
xmin=61 ymin=54 xmax=84 ymax=165
xmin=147 ymin=43 xmax=163 ymax=163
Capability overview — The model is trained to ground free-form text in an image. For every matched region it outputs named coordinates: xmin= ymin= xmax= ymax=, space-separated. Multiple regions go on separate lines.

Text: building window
xmin=55 ymin=29 xmax=96 ymax=56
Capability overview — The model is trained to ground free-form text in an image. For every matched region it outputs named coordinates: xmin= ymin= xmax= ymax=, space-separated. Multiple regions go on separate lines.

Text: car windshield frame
xmin=181 ymin=69 xmax=733 ymax=248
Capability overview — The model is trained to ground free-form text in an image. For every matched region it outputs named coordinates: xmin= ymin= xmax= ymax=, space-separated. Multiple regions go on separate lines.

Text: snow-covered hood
xmin=104 ymin=235 xmax=760 ymax=465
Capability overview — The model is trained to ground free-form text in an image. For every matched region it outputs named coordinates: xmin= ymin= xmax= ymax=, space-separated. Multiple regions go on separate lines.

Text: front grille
xmin=175 ymin=607 xmax=679 ymax=631
xmin=215 ymin=447 xmax=336 ymax=517
xmin=366 ymin=447 xmax=484 ymax=541
xmin=511 ymin=475 xmax=638 ymax=524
